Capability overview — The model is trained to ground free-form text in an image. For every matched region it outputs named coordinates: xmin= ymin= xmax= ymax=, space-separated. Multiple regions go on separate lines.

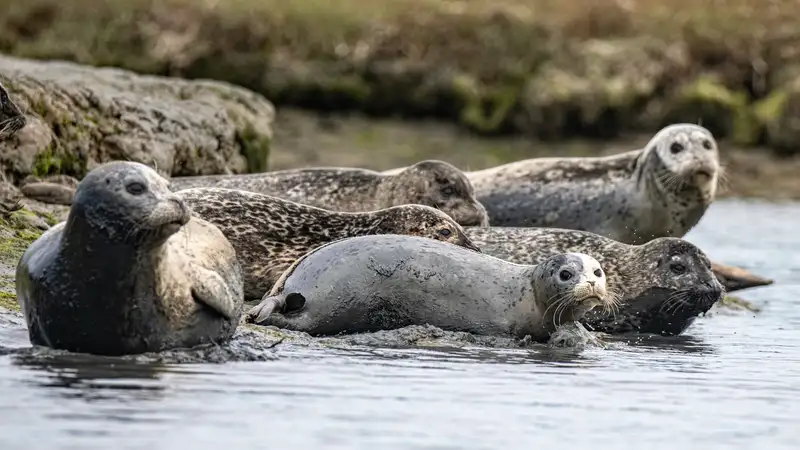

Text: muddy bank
xmin=0 ymin=53 xmax=274 ymax=184
xmin=1 ymin=0 xmax=799 ymax=152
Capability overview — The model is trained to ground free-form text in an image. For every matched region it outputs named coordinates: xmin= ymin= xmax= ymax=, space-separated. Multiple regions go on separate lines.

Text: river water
xmin=0 ymin=198 xmax=797 ymax=449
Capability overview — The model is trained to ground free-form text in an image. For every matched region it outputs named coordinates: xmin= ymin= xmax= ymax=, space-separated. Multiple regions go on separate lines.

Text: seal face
xmin=168 ymin=160 xmax=490 ymax=227
xmin=0 ymin=81 xmax=26 ymax=140
xmin=175 ymin=187 xmax=480 ymax=300
xmin=15 ymin=161 xmax=244 ymax=356
xmin=466 ymin=124 xmax=720 ymax=244
xmin=244 ymin=234 xmax=616 ymax=343
xmin=465 ymin=226 xmax=725 ymax=336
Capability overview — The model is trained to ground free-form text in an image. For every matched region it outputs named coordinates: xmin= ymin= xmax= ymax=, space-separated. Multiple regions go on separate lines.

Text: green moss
xmin=0 ymin=291 xmax=19 ymax=311
xmin=456 ymin=76 xmax=521 ymax=135
xmin=720 ymin=295 xmax=761 ymax=313
xmin=236 ymin=124 xmax=271 ymax=173
xmin=753 ymin=89 xmax=789 ymax=125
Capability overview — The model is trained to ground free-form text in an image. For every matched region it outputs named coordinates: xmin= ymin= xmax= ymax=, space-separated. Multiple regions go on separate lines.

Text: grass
xmin=1 ymin=0 xmax=800 ymax=146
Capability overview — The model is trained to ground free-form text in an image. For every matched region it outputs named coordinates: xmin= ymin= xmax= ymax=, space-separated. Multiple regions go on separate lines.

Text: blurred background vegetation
xmin=2 ymin=0 xmax=800 ymax=196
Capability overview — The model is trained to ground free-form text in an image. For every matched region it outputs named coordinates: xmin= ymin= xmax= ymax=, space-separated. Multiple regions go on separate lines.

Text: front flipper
xmin=191 ymin=265 xmax=241 ymax=320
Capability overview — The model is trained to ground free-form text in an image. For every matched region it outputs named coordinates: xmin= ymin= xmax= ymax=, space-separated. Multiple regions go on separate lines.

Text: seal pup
xmin=245 ymin=234 xmax=618 ymax=343
xmin=465 ymin=226 xmax=725 ymax=336
xmin=175 ymin=187 xmax=481 ymax=300
xmin=168 ymin=160 xmax=490 ymax=227
xmin=15 ymin=161 xmax=244 ymax=356
xmin=0 ymin=81 xmax=26 ymax=140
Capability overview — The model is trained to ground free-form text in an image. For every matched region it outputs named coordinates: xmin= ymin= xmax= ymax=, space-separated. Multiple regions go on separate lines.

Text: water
xmin=1 ymin=198 xmax=798 ymax=449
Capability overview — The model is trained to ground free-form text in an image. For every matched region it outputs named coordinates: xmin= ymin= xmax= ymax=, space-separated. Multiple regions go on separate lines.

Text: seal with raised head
xmin=168 ymin=160 xmax=490 ymax=227
xmin=465 ymin=226 xmax=725 ymax=336
xmin=245 ymin=234 xmax=618 ymax=343
xmin=175 ymin=187 xmax=481 ymax=300
xmin=15 ymin=161 xmax=244 ymax=356
xmin=464 ymin=124 xmax=720 ymax=244
xmin=0 ymin=81 xmax=26 ymax=140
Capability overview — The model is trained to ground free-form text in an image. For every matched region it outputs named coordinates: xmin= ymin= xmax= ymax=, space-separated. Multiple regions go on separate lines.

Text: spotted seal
xmin=167 ymin=160 xmax=489 ymax=227
xmin=0 ymin=81 xmax=26 ymax=140
xmin=245 ymin=234 xmax=618 ymax=342
xmin=175 ymin=187 xmax=480 ymax=300
xmin=15 ymin=161 xmax=244 ymax=356
xmin=465 ymin=226 xmax=725 ymax=336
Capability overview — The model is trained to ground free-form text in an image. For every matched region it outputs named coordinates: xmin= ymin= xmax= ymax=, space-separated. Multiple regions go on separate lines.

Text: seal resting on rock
xmin=465 ymin=226 xmax=725 ymax=336
xmin=0 ymin=81 xmax=26 ymax=140
xmin=175 ymin=187 xmax=481 ymax=300
xmin=168 ymin=160 xmax=489 ymax=227
xmin=15 ymin=161 xmax=244 ymax=356
xmin=246 ymin=234 xmax=618 ymax=343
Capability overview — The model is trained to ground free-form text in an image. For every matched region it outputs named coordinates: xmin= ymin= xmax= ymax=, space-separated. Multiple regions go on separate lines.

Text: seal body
xmin=246 ymin=234 xmax=616 ymax=342
xmin=176 ymin=187 xmax=481 ymax=300
xmin=15 ymin=161 xmax=244 ymax=356
xmin=465 ymin=226 xmax=725 ymax=336
xmin=169 ymin=160 xmax=489 ymax=227
xmin=466 ymin=124 xmax=720 ymax=244
xmin=0 ymin=81 xmax=26 ymax=140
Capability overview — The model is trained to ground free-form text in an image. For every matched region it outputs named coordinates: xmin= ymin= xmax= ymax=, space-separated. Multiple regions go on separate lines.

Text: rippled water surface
xmin=1 ymin=199 xmax=799 ymax=449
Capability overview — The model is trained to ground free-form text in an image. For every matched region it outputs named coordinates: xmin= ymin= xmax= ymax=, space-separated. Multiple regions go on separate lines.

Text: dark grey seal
xmin=15 ymin=161 xmax=244 ymax=356
xmin=465 ymin=226 xmax=725 ymax=336
xmin=246 ymin=234 xmax=618 ymax=343
xmin=169 ymin=160 xmax=490 ymax=227
xmin=175 ymin=187 xmax=481 ymax=300
xmin=0 ymin=80 xmax=26 ymax=140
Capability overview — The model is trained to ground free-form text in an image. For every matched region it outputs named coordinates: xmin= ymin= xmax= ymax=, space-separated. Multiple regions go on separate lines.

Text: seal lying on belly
xmin=175 ymin=187 xmax=480 ymax=300
xmin=466 ymin=124 xmax=720 ymax=244
xmin=168 ymin=160 xmax=489 ymax=227
xmin=465 ymin=227 xmax=725 ymax=336
xmin=15 ymin=161 xmax=244 ymax=356
xmin=245 ymin=234 xmax=618 ymax=343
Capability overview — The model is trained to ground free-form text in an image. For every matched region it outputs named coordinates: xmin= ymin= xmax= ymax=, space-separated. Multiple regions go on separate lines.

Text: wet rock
xmin=0 ymin=53 xmax=275 ymax=183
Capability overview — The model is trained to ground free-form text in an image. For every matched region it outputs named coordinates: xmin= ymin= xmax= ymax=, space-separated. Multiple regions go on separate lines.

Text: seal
xmin=464 ymin=124 xmax=720 ymax=244
xmin=15 ymin=161 xmax=244 ymax=356
xmin=168 ymin=160 xmax=490 ymax=227
xmin=175 ymin=187 xmax=481 ymax=300
xmin=0 ymin=81 xmax=26 ymax=140
xmin=465 ymin=226 xmax=725 ymax=336
xmin=245 ymin=234 xmax=618 ymax=343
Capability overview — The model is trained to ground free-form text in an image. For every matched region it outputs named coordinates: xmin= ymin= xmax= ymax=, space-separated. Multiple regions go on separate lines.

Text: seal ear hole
xmin=285 ymin=293 xmax=306 ymax=312
xmin=670 ymin=142 xmax=684 ymax=154
xmin=559 ymin=270 xmax=573 ymax=282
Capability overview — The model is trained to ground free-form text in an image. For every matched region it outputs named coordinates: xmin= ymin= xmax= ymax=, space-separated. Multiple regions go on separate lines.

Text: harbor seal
xmin=15 ymin=161 xmax=244 ymax=356
xmin=168 ymin=160 xmax=490 ymax=227
xmin=175 ymin=187 xmax=481 ymax=300
xmin=0 ymin=81 xmax=26 ymax=140
xmin=459 ymin=124 xmax=719 ymax=244
xmin=245 ymin=234 xmax=618 ymax=343
xmin=465 ymin=226 xmax=725 ymax=336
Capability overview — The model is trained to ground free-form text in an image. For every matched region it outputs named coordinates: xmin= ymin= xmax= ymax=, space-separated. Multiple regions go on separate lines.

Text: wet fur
xmin=169 ymin=160 xmax=489 ymax=227
xmin=466 ymin=124 xmax=720 ymax=244
xmin=175 ymin=187 xmax=480 ymax=300
xmin=465 ymin=226 xmax=725 ymax=335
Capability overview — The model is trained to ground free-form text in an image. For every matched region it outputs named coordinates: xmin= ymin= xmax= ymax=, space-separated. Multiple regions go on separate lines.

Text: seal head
xmin=373 ymin=204 xmax=481 ymax=252
xmin=380 ymin=160 xmax=489 ymax=226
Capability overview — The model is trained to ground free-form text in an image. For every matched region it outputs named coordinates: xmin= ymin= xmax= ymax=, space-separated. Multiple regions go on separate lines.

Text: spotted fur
xmin=175 ymin=187 xmax=480 ymax=300
xmin=466 ymin=124 xmax=720 ymax=244
xmin=169 ymin=160 xmax=489 ymax=227
xmin=466 ymin=226 xmax=725 ymax=336
xmin=0 ymin=81 xmax=26 ymax=140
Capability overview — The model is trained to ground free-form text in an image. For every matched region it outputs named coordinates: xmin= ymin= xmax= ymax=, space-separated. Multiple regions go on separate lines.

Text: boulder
xmin=0 ymin=53 xmax=275 ymax=183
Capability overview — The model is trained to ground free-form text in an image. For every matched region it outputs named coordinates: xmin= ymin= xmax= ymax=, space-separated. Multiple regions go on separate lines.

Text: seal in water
xmin=465 ymin=226 xmax=725 ymax=336
xmin=175 ymin=187 xmax=481 ymax=300
xmin=168 ymin=160 xmax=490 ymax=227
xmin=15 ymin=161 xmax=244 ymax=356
xmin=0 ymin=81 xmax=26 ymax=140
xmin=465 ymin=124 xmax=720 ymax=244
xmin=245 ymin=234 xmax=618 ymax=343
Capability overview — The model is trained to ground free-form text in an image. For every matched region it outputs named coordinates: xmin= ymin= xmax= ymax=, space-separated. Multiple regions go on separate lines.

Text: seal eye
xmin=670 ymin=142 xmax=684 ymax=154
xmin=559 ymin=270 xmax=572 ymax=282
xmin=441 ymin=186 xmax=454 ymax=196
xmin=702 ymin=139 xmax=713 ymax=150
xmin=593 ymin=268 xmax=603 ymax=277
xmin=126 ymin=182 xmax=147 ymax=196
xmin=670 ymin=263 xmax=686 ymax=275
xmin=438 ymin=228 xmax=452 ymax=237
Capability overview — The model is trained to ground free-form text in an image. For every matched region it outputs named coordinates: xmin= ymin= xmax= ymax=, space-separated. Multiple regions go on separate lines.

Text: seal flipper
xmin=245 ymin=295 xmax=285 ymax=325
xmin=191 ymin=266 xmax=239 ymax=320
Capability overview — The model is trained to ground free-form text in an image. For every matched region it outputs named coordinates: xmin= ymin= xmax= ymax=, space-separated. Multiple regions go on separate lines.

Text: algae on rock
xmin=0 ymin=54 xmax=275 ymax=183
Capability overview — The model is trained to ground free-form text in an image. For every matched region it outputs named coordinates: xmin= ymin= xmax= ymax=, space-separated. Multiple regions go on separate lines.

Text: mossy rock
xmin=661 ymin=75 xmax=756 ymax=144
xmin=752 ymin=83 xmax=800 ymax=156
